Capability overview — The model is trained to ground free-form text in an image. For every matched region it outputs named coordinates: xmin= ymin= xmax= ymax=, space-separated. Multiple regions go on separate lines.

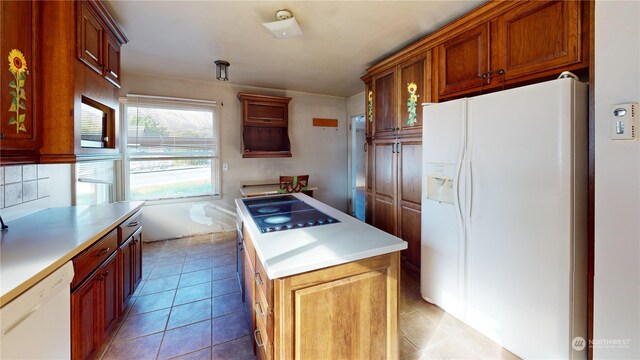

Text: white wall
xmin=594 ymin=1 xmax=640 ymax=358
xmin=121 ymin=72 xmax=349 ymax=240
xmin=347 ymin=91 xmax=365 ymax=116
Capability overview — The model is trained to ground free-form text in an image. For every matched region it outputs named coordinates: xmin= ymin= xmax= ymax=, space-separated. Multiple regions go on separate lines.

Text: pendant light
xmin=214 ymin=60 xmax=230 ymax=81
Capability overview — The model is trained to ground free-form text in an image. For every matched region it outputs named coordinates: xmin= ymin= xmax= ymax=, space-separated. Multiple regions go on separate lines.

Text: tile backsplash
xmin=0 ymin=165 xmax=50 ymax=209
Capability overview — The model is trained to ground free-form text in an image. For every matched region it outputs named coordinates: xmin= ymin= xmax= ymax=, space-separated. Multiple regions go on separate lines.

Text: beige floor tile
xmin=400 ymin=311 xmax=450 ymax=350
xmin=401 ymin=335 xmax=420 ymax=358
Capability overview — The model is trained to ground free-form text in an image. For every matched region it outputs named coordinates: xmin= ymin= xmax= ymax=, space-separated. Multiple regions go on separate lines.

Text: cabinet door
xmin=373 ymin=69 xmax=397 ymax=137
xmin=243 ymin=101 xmax=288 ymax=126
xmin=0 ymin=0 xmax=38 ymax=159
xmin=104 ymin=33 xmax=121 ymax=87
xmin=100 ymin=252 xmax=119 ymax=337
xmin=498 ymin=0 xmax=582 ymax=80
xmin=133 ymin=231 xmax=143 ymax=291
xmin=365 ymin=141 xmax=374 ymax=225
xmin=77 ymin=2 xmax=104 ymax=75
xmin=119 ymin=237 xmax=133 ymax=309
xmin=364 ymin=80 xmax=373 ymax=136
xmin=71 ymin=272 xmax=101 ymax=360
xmin=438 ymin=23 xmax=489 ymax=97
xmin=397 ymin=138 xmax=422 ymax=273
xmin=372 ymin=139 xmax=397 ymax=235
xmin=398 ymin=54 xmax=427 ymax=134
xmin=242 ymin=249 xmax=256 ymax=353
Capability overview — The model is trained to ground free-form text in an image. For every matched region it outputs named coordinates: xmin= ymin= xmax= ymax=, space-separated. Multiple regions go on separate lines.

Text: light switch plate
xmin=610 ymin=103 xmax=637 ymax=140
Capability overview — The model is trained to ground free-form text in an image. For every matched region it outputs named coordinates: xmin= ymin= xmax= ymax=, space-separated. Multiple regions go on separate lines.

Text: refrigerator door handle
xmin=468 ymin=160 xmax=473 ymax=221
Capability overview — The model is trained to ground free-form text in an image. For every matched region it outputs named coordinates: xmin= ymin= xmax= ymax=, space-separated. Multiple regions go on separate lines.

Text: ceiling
xmin=106 ymin=1 xmax=485 ymax=98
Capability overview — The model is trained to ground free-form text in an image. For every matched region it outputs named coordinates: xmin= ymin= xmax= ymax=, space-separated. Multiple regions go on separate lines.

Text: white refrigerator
xmin=421 ymin=78 xmax=588 ymax=359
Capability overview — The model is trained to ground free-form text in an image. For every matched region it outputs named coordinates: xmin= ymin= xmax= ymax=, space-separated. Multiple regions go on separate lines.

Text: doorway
xmin=350 ymin=115 xmax=366 ymax=221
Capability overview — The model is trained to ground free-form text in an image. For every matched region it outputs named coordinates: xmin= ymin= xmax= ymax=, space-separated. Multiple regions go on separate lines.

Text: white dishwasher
xmin=0 ymin=261 xmax=74 ymax=360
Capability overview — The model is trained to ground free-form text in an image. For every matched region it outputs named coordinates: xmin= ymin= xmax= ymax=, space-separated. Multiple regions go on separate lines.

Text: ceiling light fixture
xmin=262 ymin=9 xmax=303 ymax=39
xmin=214 ymin=60 xmax=230 ymax=81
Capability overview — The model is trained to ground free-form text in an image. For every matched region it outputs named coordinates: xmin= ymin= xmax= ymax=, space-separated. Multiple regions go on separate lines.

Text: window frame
xmin=120 ymin=95 xmax=221 ymax=202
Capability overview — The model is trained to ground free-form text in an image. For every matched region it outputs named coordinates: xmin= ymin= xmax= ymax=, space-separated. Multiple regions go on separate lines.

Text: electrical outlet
xmin=222 ymin=163 xmax=229 ymax=172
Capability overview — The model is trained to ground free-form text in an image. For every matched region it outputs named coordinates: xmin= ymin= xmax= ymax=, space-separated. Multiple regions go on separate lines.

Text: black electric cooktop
xmin=242 ymin=195 xmax=340 ymax=233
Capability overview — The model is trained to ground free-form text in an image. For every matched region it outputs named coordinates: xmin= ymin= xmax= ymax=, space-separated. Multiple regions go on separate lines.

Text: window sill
xmin=136 ymin=194 xmax=222 ymax=206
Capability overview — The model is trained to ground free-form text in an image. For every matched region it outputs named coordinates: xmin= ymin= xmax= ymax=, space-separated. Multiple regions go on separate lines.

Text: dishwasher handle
xmin=2 ymin=305 xmax=41 ymax=336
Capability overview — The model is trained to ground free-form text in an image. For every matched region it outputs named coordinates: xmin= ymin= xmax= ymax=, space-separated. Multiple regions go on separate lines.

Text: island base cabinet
xmin=272 ymin=252 xmax=400 ymax=360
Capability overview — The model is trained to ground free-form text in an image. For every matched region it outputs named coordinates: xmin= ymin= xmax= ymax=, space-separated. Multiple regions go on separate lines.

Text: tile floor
xmin=99 ymin=231 xmax=517 ymax=360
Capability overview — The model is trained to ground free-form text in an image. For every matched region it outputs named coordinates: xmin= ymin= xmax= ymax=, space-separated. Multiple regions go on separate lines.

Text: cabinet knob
xmin=102 ymin=271 xmax=109 ymax=277
xmin=97 ymin=247 xmax=110 ymax=256
xmin=0 ymin=133 xmax=4 ymax=140
xmin=255 ymin=272 xmax=263 ymax=285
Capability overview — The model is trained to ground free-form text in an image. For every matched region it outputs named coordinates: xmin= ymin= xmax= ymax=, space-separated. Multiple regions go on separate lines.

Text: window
xmin=121 ymin=95 xmax=219 ymax=201
xmin=75 ymin=161 xmax=116 ymax=205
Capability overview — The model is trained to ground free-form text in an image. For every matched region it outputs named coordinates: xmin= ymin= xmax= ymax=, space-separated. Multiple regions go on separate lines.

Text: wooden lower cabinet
xmin=72 ymin=212 xmax=143 ymax=360
xmin=242 ymin=229 xmax=400 ymax=360
xmin=118 ymin=228 xmax=142 ymax=309
xmin=397 ymin=138 xmax=422 ymax=272
xmin=71 ymin=252 xmax=118 ymax=360
xmin=372 ymin=139 xmax=397 ymax=235
xmin=369 ymin=137 xmax=422 ymax=274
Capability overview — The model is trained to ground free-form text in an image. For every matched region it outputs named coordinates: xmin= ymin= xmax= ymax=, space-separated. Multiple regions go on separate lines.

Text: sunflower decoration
xmin=7 ymin=49 xmax=28 ymax=134
xmin=367 ymin=90 xmax=373 ymax=122
xmin=406 ymin=82 xmax=419 ymax=126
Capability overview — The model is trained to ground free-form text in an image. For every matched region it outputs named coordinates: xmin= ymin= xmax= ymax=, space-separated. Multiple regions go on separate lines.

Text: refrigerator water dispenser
xmin=426 ymin=175 xmax=454 ymax=204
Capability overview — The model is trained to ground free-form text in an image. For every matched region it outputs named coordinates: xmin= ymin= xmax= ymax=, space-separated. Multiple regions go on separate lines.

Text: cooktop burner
xmin=242 ymin=196 xmax=340 ymax=233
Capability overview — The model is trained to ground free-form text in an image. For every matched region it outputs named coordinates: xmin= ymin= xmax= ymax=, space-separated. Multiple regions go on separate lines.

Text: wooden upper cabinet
xmin=78 ymin=3 xmax=104 ymax=75
xmin=77 ymin=1 xmax=127 ymax=88
xmin=0 ymin=0 xmax=39 ymax=164
xmin=104 ymin=33 xmax=122 ymax=87
xmin=497 ymin=0 xmax=582 ymax=79
xmin=437 ymin=23 xmax=490 ymax=97
xmin=435 ymin=0 xmax=587 ymax=99
xmin=373 ymin=69 xmax=397 ymax=137
xmin=398 ymin=53 xmax=427 ymax=134
xmin=238 ymin=93 xmax=292 ymax=158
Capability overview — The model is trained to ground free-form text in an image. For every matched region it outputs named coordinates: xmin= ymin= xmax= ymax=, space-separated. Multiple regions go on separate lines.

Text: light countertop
xmin=0 ymin=201 xmax=144 ymax=307
xmin=235 ymin=194 xmax=406 ymax=279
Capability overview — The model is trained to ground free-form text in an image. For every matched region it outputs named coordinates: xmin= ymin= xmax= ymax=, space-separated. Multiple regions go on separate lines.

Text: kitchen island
xmin=236 ymin=194 xmax=406 ymax=360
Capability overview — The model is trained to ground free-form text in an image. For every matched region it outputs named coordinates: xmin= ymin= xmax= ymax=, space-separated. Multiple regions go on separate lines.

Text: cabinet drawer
xmin=118 ymin=211 xmax=141 ymax=245
xmin=254 ymin=289 xmax=273 ymax=341
xmin=72 ymin=229 xmax=118 ymax=288
xmin=254 ymin=314 xmax=271 ymax=360
xmin=254 ymin=257 xmax=273 ymax=308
